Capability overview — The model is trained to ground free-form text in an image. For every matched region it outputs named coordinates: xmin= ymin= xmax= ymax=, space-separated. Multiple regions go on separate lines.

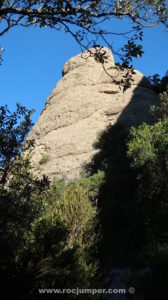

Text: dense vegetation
xmin=1 ymin=76 xmax=168 ymax=299
xmin=86 ymin=76 xmax=168 ymax=299
xmin=0 ymin=105 xmax=101 ymax=299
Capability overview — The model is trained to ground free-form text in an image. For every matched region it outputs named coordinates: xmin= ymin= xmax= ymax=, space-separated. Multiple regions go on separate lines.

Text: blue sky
xmin=0 ymin=20 xmax=168 ymax=124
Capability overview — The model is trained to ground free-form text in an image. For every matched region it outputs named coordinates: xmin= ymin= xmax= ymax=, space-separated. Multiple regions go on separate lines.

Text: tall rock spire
xmin=27 ymin=47 xmax=159 ymax=181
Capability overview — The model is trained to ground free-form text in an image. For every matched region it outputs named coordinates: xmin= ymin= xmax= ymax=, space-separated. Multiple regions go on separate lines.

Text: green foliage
xmin=75 ymin=171 xmax=105 ymax=202
xmin=55 ymin=184 xmax=98 ymax=250
xmin=21 ymin=183 xmax=99 ymax=299
xmin=128 ymin=118 xmax=168 ymax=169
xmin=0 ymin=105 xmax=99 ymax=299
xmin=151 ymin=85 xmax=168 ymax=120
xmin=0 ymin=103 xmax=34 ymax=184
xmin=49 ymin=178 xmax=66 ymax=201
xmin=86 ymin=114 xmax=168 ymax=297
xmin=1 ymin=172 xmax=99 ymax=299
xmin=39 ymin=154 xmax=50 ymax=165
xmin=148 ymin=71 xmax=168 ymax=94
xmin=127 ymin=118 xmax=168 ymax=299
xmin=0 ymin=105 xmax=49 ymax=299
xmin=127 ymin=119 xmax=168 ymax=241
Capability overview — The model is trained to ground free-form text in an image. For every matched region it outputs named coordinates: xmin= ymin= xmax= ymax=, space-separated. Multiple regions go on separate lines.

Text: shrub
xmin=26 ymin=183 xmax=99 ymax=298
xmin=39 ymin=154 xmax=50 ymax=165
xmin=0 ymin=105 xmax=99 ymax=299
xmin=73 ymin=171 xmax=105 ymax=203
xmin=127 ymin=118 xmax=168 ymax=299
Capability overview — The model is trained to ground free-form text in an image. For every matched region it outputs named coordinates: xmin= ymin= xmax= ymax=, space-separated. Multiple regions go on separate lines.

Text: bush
xmin=24 ymin=183 xmax=99 ymax=299
xmin=39 ymin=154 xmax=50 ymax=165
xmin=0 ymin=105 xmax=99 ymax=300
xmin=75 ymin=171 xmax=105 ymax=203
xmin=127 ymin=118 xmax=168 ymax=299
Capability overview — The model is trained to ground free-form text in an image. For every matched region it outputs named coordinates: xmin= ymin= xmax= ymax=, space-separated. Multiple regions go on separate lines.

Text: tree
xmin=149 ymin=71 xmax=168 ymax=94
xmin=127 ymin=118 xmax=168 ymax=245
xmin=151 ymin=85 xmax=168 ymax=120
xmin=0 ymin=1 xmax=168 ymax=69
xmin=18 ymin=182 xmax=99 ymax=299
xmin=0 ymin=103 xmax=33 ymax=184
xmin=0 ymin=104 xmax=50 ymax=299
xmin=0 ymin=105 xmax=99 ymax=299
xmin=127 ymin=118 xmax=168 ymax=299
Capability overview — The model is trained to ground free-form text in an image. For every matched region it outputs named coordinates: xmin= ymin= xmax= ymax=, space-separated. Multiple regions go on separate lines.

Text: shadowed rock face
xmin=27 ymin=47 xmax=159 ymax=181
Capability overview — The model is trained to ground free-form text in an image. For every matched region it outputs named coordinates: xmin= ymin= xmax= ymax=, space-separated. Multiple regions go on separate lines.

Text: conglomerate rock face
xmin=27 ymin=47 xmax=159 ymax=181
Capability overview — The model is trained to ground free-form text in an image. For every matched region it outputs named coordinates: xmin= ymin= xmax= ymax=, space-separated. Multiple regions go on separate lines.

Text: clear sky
xmin=0 ymin=20 xmax=168 ymax=124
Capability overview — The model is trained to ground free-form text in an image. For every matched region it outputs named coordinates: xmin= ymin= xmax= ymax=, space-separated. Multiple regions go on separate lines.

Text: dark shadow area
xmin=85 ymin=77 xmax=159 ymax=269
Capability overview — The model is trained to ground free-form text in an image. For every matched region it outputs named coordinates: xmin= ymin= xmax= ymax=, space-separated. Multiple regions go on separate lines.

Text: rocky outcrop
xmin=27 ymin=47 xmax=159 ymax=181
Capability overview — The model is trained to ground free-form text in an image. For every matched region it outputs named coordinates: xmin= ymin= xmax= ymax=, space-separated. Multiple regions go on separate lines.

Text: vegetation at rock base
xmin=0 ymin=105 xmax=100 ymax=300
xmin=39 ymin=154 xmax=50 ymax=165
xmin=73 ymin=170 xmax=105 ymax=203
xmin=126 ymin=118 xmax=168 ymax=299
xmin=1 ymin=85 xmax=168 ymax=299
xmin=150 ymin=74 xmax=168 ymax=120
xmin=86 ymin=123 xmax=139 ymax=266
xmin=84 ymin=81 xmax=168 ymax=299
